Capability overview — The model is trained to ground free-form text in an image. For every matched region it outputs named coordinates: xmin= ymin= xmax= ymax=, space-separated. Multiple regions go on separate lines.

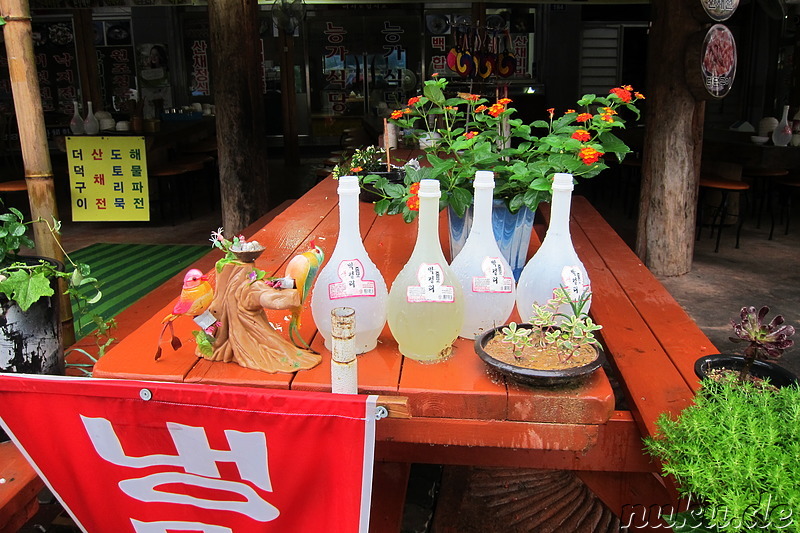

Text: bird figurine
xmin=154 ymin=268 xmax=214 ymax=361
xmin=284 ymin=241 xmax=324 ymax=350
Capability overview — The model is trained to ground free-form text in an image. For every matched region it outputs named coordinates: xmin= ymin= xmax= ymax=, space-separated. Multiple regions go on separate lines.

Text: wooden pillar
xmin=279 ymin=28 xmax=300 ymax=167
xmin=72 ymin=9 xmax=102 ymax=111
xmin=635 ymin=0 xmax=705 ymax=277
xmin=208 ymin=0 xmax=270 ymax=236
xmin=0 ymin=0 xmax=75 ymax=347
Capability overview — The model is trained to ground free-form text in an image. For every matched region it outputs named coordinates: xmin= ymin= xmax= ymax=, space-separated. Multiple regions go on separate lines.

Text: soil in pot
xmin=482 ymin=332 xmax=597 ymax=371
xmin=695 ymin=354 xmax=798 ymax=390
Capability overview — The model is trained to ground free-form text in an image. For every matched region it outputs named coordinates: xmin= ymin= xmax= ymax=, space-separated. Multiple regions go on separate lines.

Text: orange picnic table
xmin=91 ymin=174 xmax=716 ymax=531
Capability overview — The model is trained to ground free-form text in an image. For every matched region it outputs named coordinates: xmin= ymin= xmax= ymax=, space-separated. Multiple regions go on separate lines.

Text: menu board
xmin=94 ymin=20 xmax=137 ymax=111
xmin=701 ymin=24 xmax=736 ymax=99
xmin=66 ymin=136 xmax=150 ymax=222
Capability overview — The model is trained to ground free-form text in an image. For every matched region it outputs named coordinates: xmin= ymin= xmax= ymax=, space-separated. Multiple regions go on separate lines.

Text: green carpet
xmin=68 ymin=243 xmax=210 ymax=340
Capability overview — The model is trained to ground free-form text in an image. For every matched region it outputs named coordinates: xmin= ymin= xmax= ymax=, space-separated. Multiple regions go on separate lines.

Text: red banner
xmin=0 ymin=375 xmax=378 ymax=533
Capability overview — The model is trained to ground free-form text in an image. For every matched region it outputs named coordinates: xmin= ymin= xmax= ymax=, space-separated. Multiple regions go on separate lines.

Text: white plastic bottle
xmin=450 ymin=171 xmax=515 ymax=339
xmin=69 ymin=100 xmax=84 ymax=135
xmin=387 ymin=179 xmax=464 ymax=362
xmin=516 ymin=173 xmax=591 ymax=321
xmin=311 ymin=176 xmax=388 ymax=353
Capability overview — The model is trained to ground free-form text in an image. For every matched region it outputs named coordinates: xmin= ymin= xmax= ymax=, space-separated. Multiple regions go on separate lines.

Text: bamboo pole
xmin=0 ymin=0 xmax=75 ymax=347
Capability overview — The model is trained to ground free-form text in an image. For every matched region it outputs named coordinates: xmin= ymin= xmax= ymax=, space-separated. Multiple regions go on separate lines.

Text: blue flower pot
xmin=448 ymin=199 xmax=535 ymax=281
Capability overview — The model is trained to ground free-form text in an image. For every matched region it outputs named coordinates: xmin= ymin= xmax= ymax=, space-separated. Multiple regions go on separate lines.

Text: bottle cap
xmin=338 ymin=175 xmax=360 ymax=194
xmin=474 ymin=170 xmax=495 ymax=189
xmin=552 ymin=173 xmax=574 ymax=191
xmin=418 ymin=179 xmax=441 ymax=198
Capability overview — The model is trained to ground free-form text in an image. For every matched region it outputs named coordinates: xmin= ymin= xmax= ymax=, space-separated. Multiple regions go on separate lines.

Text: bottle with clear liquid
xmin=83 ymin=101 xmax=100 ymax=135
xmin=311 ymin=176 xmax=388 ymax=354
xmin=387 ymin=179 xmax=464 ymax=362
xmin=69 ymin=100 xmax=84 ymax=135
xmin=772 ymin=105 xmax=792 ymax=147
xmin=450 ymin=171 xmax=515 ymax=339
xmin=516 ymin=173 xmax=591 ymax=321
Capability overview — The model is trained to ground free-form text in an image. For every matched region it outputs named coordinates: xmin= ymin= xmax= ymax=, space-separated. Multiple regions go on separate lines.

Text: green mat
xmin=68 ymin=243 xmax=210 ymax=340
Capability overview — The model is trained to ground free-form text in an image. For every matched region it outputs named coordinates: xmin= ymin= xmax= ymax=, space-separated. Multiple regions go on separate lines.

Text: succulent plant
xmin=729 ymin=305 xmax=795 ymax=381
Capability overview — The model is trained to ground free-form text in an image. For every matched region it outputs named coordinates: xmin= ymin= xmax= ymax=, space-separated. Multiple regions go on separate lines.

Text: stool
xmin=769 ymin=177 xmax=800 ymax=238
xmin=697 ymin=176 xmax=750 ymax=252
xmin=741 ymin=167 xmax=788 ymax=228
xmin=0 ymin=179 xmax=29 ymax=216
xmin=149 ymin=163 xmax=197 ymax=225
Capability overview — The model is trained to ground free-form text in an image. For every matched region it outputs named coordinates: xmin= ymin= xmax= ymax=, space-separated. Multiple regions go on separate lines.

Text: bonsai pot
xmin=359 ymin=167 xmax=405 ymax=203
xmin=474 ymin=324 xmax=603 ymax=388
xmin=694 ymin=354 xmax=798 ymax=388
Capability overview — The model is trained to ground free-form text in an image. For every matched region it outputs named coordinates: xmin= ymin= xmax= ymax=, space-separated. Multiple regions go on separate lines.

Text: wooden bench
xmin=0 ymin=441 xmax=44 ymax=532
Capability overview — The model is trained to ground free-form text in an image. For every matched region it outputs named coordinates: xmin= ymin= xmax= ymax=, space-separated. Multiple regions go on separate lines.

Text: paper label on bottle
xmin=407 ymin=263 xmax=455 ymax=303
xmin=328 ymin=259 xmax=377 ymax=299
xmin=472 ymin=257 xmax=513 ymax=293
xmin=560 ymin=266 xmax=590 ymax=302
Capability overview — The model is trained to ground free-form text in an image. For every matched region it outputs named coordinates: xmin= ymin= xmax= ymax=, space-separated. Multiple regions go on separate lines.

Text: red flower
xmin=406 ymin=195 xmax=420 ymax=211
xmin=464 ymin=131 xmax=478 ymax=140
xmin=578 ymin=146 xmax=603 ymax=165
xmin=409 ymin=182 xmax=420 ymax=195
xmin=431 ymin=72 xmax=440 ymax=78
xmin=609 ymin=87 xmax=632 ymax=103
xmin=571 ymin=129 xmax=591 ymax=142
xmin=408 ymin=96 xmax=421 ymax=106
xmin=475 ymin=105 xmax=488 ymax=113
xmin=488 ymin=103 xmax=505 ymax=117
xmin=576 ymin=113 xmax=593 ymax=123
xmin=351 ymin=166 xmax=363 ymax=173
xmin=390 ymin=109 xmax=403 ymax=120
xmin=461 ymin=93 xmax=480 ymax=102
xmin=498 ymin=98 xmax=512 ymax=105
xmin=547 ymin=108 xmax=555 ymax=119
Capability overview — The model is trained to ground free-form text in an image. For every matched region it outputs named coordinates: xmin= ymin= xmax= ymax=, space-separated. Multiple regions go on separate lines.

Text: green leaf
xmin=449 ymin=187 xmax=472 ymax=217
xmin=374 ymin=199 xmax=390 ymax=215
xmin=423 ymin=83 xmax=445 ymax=105
xmin=1 ymin=269 xmax=54 ymax=312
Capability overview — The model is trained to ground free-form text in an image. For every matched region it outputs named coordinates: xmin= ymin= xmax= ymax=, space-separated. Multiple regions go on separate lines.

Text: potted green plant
xmin=474 ymin=287 xmax=603 ymax=387
xmin=694 ymin=305 xmax=796 ymax=389
xmin=0 ymin=205 xmax=110 ymax=376
xmin=331 ymin=145 xmax=404 ymax=203
xmin=644 ymin=376 xmax=800 ymax=532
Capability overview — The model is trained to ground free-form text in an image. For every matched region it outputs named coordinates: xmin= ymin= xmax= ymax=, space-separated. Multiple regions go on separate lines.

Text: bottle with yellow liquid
xmin=387 ymin=179 xmax=464 ymax=362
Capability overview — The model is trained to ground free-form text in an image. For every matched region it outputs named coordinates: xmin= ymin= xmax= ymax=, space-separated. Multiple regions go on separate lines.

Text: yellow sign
xmin=66 ymin=136 xmax=149 ymax=222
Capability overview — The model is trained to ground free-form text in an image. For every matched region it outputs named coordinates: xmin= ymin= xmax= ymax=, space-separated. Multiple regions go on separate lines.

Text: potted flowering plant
xmin=331 ymin=145 xmax=405 ymax=203
xmin=383 ymin=75 xmax=644 ymax=217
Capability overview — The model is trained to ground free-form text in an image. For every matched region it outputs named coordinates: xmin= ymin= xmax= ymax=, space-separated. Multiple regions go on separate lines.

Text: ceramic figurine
xmin=154 ymin=269 xmax=214 ymax=360
xmin=285 ymin=241 xmax=325 ymax=350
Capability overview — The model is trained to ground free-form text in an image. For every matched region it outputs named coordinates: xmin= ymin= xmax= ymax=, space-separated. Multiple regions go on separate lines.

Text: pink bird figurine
xmin=154 ymin=268 xmax=214 ymax=361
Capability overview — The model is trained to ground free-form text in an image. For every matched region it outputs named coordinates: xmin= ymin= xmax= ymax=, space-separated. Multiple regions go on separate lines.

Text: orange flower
xmin=547 ymin=108 xmax=555 ymax=119
xmin=459 ymin=93 xmax=480 ymax=101
xmin=566 ymin=109 xmax=576 ymax=114
xmin=431 ymin=72 xmax=440 ymax=78
xmin=406 ymin=195 xmax=420 ymax=211
xmin=578 ymin=146 xmax=603 ymax=165
xmin=622 ymin=84 xmax=633 ymax=91
xmin=609 ymin=87 xmax=632 ymax=103
xmin=634 ymin=91 xmax=645 ymax=100
xmin=403 ymin=107 xmax=412 ymax=114
xmin=407 ymin=96 xmax=421 ymax=106
xmin=464 ymin=131 xmax=478 ymax=140
xmin=444 ymin=106 xmax=457 ymax=111
xmin=351 ymin=166 xmax=363 ymax=173
xmin=488 ymin=103 xmax=505 ymax=117
xmin=599 ymin=107 xmax=617 ymax=123
xmin=390 ymin=109 xmax=403 ymax=120
xmin=571 ymin=129 xmax=591 ymax=142
xmin=576 ymin=113 xmax=593 ymax=122
xmin=498 ymin=98 xmax=512 ymax=105
xmin=475 ymin=105 xmax=488 ymax=113
xmin=409 ymin=182 xmax=420 ymax=195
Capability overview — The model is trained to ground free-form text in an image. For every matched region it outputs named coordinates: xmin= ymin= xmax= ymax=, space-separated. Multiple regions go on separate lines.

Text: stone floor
xmin=13 ymin=156 xmax=800 ymax=532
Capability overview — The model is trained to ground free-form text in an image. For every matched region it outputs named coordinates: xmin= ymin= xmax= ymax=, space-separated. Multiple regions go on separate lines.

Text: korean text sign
xmin=0 ymin=375 xmax=378 ymax=533
xmin=67 ymin=136 xmax=149 ymax=222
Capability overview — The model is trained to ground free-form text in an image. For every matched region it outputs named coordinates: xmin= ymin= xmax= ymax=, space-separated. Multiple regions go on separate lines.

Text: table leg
xmin=369 ymin=462 xmax=411 ymax=533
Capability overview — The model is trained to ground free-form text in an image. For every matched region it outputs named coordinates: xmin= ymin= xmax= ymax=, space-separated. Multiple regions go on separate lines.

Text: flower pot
xmin=448 ymin=200 xmax=535 ymax=281
xmin=694 ymin=354 xmax=798 ymax=388
xmin=359 ymin=168 xmax=405 ymax=204
xmin=474 ymin=323 xmax=603 ymax=388
xmin=0 ymin=257 xmax=64 ymax=376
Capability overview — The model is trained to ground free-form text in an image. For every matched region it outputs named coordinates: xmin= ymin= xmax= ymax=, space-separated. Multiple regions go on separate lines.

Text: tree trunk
xmin=279 ymin=28 xmax=300 ymax=167
xmin=208 ymin=0 xmax=270 ymax=236
xmin=635 ymin=0 xmax=705 ymax=277
xmin=0 ymin=0 xmax=75 ymax=346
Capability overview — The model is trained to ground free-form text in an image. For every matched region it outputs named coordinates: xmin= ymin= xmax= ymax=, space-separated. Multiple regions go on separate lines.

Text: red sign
xmin=0 ymin=375 xmax=378 ymax=533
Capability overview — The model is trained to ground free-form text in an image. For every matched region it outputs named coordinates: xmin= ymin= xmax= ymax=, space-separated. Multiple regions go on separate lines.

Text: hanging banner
xmin=0 ymin=374 xmax=378 ymax=533
xmin=66 ymin=136 xmax=150 ymax=222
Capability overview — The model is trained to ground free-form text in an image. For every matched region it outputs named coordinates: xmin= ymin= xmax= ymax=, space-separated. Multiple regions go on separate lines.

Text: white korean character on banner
xmin=81 ymin=416 xmax=279 ymax=522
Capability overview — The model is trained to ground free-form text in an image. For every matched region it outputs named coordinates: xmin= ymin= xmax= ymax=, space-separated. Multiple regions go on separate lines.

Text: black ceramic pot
xmin=694 ymin=354 xmax=798 ymax=388
xmin=474 ymin=324 xmax=603 ymax=388
xmin=358 ymin=168 xmax=405 ymax=203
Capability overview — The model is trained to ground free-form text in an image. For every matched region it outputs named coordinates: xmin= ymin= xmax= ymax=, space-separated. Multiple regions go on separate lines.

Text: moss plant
xmin=644 ymin=377 xmax=800 ymax=532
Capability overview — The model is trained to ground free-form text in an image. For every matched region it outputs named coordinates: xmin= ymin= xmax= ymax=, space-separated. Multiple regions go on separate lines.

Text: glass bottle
xmin=387 ymin=179 xmax=464 ymax=362
xmin=311 ymin=175 xmax=388 ymax=354
xmin=83 ymin=101 xmax=100 ymax=135
xmin=516 ymin=173 xmax=591 ymax=321
xmin=772 ymin=105 xmax=792 ymax=147
xmin=69 ymin=100 xmax=84 ymax=135
xmin=450 ymin=171 xmax=515 ymax=339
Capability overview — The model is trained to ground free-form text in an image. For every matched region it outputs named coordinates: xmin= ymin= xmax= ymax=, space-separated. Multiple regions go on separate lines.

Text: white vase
xmin=83 ymin=102 xmax=100 ymax=135
xmin=69 ymin=100 xmax=84 ymax=135
xmin=771 ymin=105 xmax=792 ymax=147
